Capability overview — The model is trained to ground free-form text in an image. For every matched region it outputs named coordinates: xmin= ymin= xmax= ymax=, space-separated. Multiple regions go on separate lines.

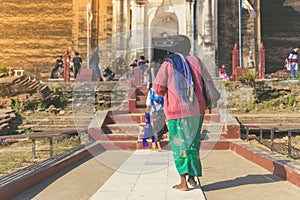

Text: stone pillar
xmin=231 ymin=43 xmax=239 ymax=81
xmin=197 ymin=0 xmax=205 ymax=58
xmin=202 ymin=0 xmax=218 ymax=77
xmin=112 ymin=0 xmax=131 ymax=60
xmin=255 ymin=0 xmax=261 ymax=71
xmin=186 ymin=0 xmax=195 ymax=55
xmin=127 ymin=0 xmax=146 ymax=57
xmin=259 ymin=43 xmax=265 ymax=79
xmin=91 ymin=0 xmax=99 ymax=49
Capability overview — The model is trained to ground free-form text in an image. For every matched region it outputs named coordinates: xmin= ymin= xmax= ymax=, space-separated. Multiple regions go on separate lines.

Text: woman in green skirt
xmin=153 ymin=35 xmax=210 ymax=191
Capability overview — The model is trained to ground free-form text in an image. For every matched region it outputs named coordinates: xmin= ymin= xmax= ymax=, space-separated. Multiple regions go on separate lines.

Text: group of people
xmin=49 ymin=35 xmax=217 ymax=191
xmin=141 ymin=35 xmax=217 ymax=191
xmin=50 ymin=52 xmax=82 ymax=79
xmin=50 ymin=48 xmax=115 ymax=81
xmin=129 ymin=55 xmax=149 ymax=83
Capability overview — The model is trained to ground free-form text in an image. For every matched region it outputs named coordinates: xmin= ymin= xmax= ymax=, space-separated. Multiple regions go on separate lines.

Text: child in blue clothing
xmin=145 ymin=88 xmax=168 ymax=150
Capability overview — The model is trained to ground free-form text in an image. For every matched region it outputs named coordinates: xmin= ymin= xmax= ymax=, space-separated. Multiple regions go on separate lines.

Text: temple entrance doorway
xmin=152 ymin=35 xmax=184 ymax=62
xmin=152 ymin=48 xmax=173 ymax=62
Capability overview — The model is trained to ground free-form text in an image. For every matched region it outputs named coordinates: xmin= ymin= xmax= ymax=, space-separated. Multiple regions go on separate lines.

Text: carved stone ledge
xmin=135 ymin=0 xmax=147 ymax=5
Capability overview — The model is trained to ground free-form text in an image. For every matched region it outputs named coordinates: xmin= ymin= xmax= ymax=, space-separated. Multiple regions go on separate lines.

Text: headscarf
xmin=165 ymin=53 xmax=195 ymax=107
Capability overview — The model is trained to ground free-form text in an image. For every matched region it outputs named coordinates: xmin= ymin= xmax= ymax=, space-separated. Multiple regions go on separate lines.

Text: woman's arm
xmin=153 ymin=61 xmax=171 ymax=97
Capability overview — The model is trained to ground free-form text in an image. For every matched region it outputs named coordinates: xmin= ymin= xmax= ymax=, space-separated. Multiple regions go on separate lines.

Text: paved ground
xmin=13 ymin=150 xmax=300 ymax=200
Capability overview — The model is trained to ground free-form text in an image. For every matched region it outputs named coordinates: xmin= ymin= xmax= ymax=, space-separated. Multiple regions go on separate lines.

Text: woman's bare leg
xmin=172 ymin=174 xmax=188 ymax=191
xmin=157 ymin=142 xmax=162 ymax=151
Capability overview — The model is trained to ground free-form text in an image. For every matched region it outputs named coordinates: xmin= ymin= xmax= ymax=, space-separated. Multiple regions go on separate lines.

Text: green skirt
xmin=168 ymin=115 xmax=204 ymax=177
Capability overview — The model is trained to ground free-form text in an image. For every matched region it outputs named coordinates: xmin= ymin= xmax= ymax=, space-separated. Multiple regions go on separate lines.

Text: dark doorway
xmin=153 ymin=48 xmax=173 ymax=62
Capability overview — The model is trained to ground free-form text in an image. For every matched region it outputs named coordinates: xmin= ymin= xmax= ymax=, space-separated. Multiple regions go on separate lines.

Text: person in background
xmin=218 ymin=65 xmax=229 ymax=80
xmin=129 ymin=59 xmax=138 ymax=79
xmin=102 ymin=66 xmax=115 ymax=81
xmin=145 ymin=85 xmax=168 ymax=151
xmin=144 ymin=60 xmax=158 ymax=90
xmin=287 ymin=47 xmax=299 ymax=78
xmin=90 ymin=47 xmax=101 ymax=81
xmin=137 ymin=55 xmax=146 ymax=83
xmin=72 ymin=52 xmax=82 ymax=79
xmin=50 ymin=55 xmax=63 ymax=78
xmin=154 ymin=35 xmax=208 ymax=191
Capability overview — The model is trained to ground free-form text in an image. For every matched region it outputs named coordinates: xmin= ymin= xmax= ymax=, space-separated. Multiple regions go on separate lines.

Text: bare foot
xmin=172 ymin=184 xmax=189 ymax=191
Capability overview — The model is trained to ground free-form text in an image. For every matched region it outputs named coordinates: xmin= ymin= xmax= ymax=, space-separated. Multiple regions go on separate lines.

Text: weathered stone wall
xmin=218 ymin=0 xmax=300 ymax=74
xmin=0 ymin=80 xmax=128 ymax=112
xmin=1 ymin=0 xmax=300 ymax=78
xmin=46 ymin=81 xmax=128 ymax=110
xmin=0 ymin=0 xmax=73 ymax=77
xmin=262 ymin=0 xmax=300 ymax=73
xmin=0 ymin=0 xmax=114 ymax=78
xmin=217 ymin=0 xmax=257 ymax=72
xmin=226 ymin=81 xmax=300 ymax=113
xmin=217 ymin=0 xmax=239 ymax=70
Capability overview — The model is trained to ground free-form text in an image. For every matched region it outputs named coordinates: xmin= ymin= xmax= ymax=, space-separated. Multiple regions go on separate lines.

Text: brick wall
xmin=0 ymin=0 xmax=73 ymax=77
xmin=217 ymin=0 xmax=239 ymax=72
xmin=261 ymin=0 xmax=300 ymax=73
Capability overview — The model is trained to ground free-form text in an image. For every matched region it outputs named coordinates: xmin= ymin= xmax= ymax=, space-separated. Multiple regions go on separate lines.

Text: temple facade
xmin=0 ymin=0 xmax=268 ymax=78
xmin=73 ymin=0 xmax=219 ymax=75
xmin=118 ymin=0 xmax=218 ymax=75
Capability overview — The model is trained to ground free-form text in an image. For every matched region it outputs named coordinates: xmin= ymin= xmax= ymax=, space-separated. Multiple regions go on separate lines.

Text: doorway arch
xmin=150 ymin=12 xmax=179 ymax=61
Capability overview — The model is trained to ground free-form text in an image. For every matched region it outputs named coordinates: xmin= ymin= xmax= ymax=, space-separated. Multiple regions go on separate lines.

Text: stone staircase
xmin=88 ymin=73 xmax=241 ymax=150
xmin=12 ymin=76 xmax=55 ymax=101
xmin=18 ymin=115 xmax=93 ymax=133
xmin=0 ymin=109 xmax=17 ymax=135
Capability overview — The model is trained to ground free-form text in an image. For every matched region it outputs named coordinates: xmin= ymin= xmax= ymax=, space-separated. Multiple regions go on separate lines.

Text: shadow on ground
xmin=202 ymin=174 xmax=282 ymax=191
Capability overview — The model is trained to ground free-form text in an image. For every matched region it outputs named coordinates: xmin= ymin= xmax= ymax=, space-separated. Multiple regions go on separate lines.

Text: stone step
xmin=0 ymin=109 xmax=15 ymax=115
xmin=130 ymin=108 xmax=147 ymax=113
xmin=88 ymin=130 xmax=139 ymax=141
xmin=12 ymin=76 xmax=25 ymax=84
xmin=137 ymin=132 xmax=169 ymax=140
xmin=15 ymin=78 xmax=30 ymax=86
xmin=103 ymin=124 xmax=142 ymax=134
xmin=107 ymin=113 xmax=146 ymax=124
xmin=135 ymin=104 xmax=147 ymax=109
xmin=0 ymin=109 xmax=17 ymax=135
xmin=0 ymin=123 xmax=9 ymax=129
xmin=136 ymin=95 xmax=147 ymax=102
xmin=135 ymin=87 xmax=148 ymax=96
xmin=0 ymin=117 xmax=11 ymax=125
xmin=36 ymin=84 xmax=46 ymax=90
xmin=103 ymin=121 xmax=225 ymax=135
xmin=136 ymin=139 xmax=170 ymax=150
xmin=27 ymin=82 xmax=41 ymax=90
xmin=24 ymin=81 xmax=36 ymax=89
xmin=18 ymin=124 xmax=87 ymax=131
xmin=21 ymin=80 xmax=35 ymax=88
xmin=0 ymin=114 xmax=10 ymax=120
xmin=26 ymin=116 xmax=93 ymax=122
xmin=97 ymin=140 xmax=137 ymax=151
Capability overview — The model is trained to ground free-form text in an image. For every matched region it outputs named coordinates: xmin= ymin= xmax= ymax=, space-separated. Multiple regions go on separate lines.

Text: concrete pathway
xmin=13 ymin=150 xmax=300 ymax=200
xmin=201 ymin=151 xmax=300 ymax=200
xmin=90 ymin=150 xmax=206 ymax=200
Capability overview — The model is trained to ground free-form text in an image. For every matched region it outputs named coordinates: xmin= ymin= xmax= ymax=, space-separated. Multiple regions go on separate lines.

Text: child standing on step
xmin=145 ymin=87 xmax=168 ymax=151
